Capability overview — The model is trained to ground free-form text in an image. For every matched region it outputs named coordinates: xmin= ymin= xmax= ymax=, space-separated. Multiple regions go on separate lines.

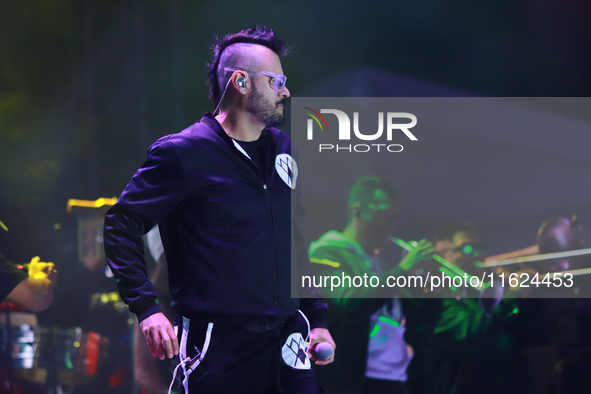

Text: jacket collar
xmin=201 ymin=112 xmax=270 ymax=145
xmin=201 ymin=113 xmax=279 ymax=183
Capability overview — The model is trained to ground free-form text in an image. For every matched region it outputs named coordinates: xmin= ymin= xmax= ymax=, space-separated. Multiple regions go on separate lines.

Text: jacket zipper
xmin=232 ymin=139 xmax=280 ymax=313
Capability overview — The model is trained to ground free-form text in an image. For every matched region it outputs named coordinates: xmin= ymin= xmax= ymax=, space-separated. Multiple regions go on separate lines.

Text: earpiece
xmin=236 ymin=73 xmax=248 ymax=88
xmin=351 ymin=207 xmax=360 ymax=217
xmin=213 ymin=71 xmax=248 ymax=115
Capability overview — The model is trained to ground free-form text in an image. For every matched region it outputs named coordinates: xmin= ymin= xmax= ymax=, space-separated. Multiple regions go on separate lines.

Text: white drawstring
xmin=298 ymin=309 xmax=310 ymax=343
xmin=168 ymin=356 xmax=190 ymax=394
xmin=171 ymin=321 xmax=214 ymax=393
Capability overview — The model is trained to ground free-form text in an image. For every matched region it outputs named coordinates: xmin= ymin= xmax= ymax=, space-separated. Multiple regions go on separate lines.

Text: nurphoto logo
xmin=302 ymin=107 xmax=418 ymax=153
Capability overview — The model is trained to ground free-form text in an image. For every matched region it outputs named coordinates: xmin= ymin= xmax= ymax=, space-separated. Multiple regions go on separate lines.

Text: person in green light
xmin=308 ymin=176 xmax=433 ymax=394
xmin=407 ymin=221 xmax=524 ymax=394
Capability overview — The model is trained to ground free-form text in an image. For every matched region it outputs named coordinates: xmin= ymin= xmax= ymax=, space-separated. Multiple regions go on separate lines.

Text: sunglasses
xmin=224 ymin=67 xmax=287 ymax=92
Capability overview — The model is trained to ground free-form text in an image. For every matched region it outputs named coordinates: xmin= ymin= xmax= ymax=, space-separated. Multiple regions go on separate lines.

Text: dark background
xmin=1 ymin=0 xmax=590 ymax=264
xmin=0 ymin=0 xmax=590 ymax=391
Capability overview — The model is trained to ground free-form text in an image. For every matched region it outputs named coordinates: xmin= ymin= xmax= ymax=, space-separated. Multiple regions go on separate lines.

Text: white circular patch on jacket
xmin=282 ymin=333 xmax=311 ymax=369
xmin=275 ymin=154 xmax=298 ymax=189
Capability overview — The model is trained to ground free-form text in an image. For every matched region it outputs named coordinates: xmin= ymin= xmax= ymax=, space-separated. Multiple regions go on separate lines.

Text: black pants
xmin=176 ymin=314 xmax=323 ymax=394
xmin=359 ymin=377 xmax=410 ymax=394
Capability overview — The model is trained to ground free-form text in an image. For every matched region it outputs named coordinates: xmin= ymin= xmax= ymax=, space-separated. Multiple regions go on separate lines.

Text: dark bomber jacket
xmin=104 ymin=113 xmax=327 ymax=329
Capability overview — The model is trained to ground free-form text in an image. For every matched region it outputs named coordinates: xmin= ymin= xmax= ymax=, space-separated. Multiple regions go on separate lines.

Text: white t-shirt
xmin=365 ymin=298 xmax=413 ymax=381
xmin=146 ymin=225 xmax=165 ymax=263
xmin=365 ymin=255 xmax=413 ymax=381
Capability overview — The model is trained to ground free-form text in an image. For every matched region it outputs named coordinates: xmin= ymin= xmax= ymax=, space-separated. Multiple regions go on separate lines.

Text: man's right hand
xmin=139 ymin=312 xmax=179 ymax=360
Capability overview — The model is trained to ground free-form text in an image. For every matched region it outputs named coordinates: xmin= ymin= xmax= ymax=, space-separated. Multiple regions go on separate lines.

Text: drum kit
xmin=1 ymin=199 xmax=134 ymax=394
xmin=1 ymin=301 xmax=119 ymax=394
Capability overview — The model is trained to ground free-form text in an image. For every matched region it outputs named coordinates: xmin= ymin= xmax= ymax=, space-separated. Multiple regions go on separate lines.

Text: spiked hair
xmin=207 ymin=25 xmax=290 ymax=108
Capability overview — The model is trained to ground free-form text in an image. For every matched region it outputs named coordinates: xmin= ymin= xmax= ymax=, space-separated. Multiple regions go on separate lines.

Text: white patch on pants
xmin=282 ymin=332 xmax=311 ymax=370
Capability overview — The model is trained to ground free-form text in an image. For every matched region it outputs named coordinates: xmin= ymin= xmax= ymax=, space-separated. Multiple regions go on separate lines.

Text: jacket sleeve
xmin=104 ymin=140 xmax=186 ymax=323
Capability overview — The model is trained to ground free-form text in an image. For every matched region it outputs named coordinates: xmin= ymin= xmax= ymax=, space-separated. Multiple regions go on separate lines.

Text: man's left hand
xmin=307 ymin=327 xmax=336 ymax=365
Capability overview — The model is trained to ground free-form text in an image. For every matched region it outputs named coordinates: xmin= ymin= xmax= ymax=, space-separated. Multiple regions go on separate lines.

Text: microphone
xmin=313 ymin=342 xmax=333 ymax=361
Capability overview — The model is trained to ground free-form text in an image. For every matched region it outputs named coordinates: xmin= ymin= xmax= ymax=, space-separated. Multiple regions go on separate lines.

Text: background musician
xmin=406 ymin=221 xmax=525 ymax=394
xmin=1 ymin=244 xmax=57 ymax=312
xmin=1 ymin=221 xmax=57 ymax=394
xmin=309 ymin=176 xmax=433 ymax=394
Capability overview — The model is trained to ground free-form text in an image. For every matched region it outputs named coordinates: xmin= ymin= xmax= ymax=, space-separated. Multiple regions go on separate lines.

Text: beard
xmin=246 ymin=83 xmax=286 ymax=127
